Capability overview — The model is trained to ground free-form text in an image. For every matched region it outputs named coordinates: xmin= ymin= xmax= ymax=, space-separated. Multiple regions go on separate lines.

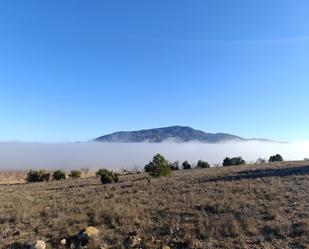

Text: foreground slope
xmin=0 ymin=161 xmax=308 ymax=248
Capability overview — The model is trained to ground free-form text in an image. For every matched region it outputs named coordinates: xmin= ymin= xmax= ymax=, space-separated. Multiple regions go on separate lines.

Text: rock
xmin=124 ymin=235 xmax=142 ymax=248
xmin=195 ymin=239 xmax=202 ymax=247
xmin=78 ymin=226 xmax=100 ymax=240
xmin=60 ymin=238 xmax=66 ymax=245
xmin=13 ymin=229 xmax=21 ymax=236
xmin=32 ymin=240 xmax=46 ymax=249
xmin=144 ymin=236 xmax=155 ymax=243
xmin=76 ymin=226 xmax=100 ymax=247
xmin=84 ymin=226 xmax=99 ymax=237
xmin=131 ymin=236 xmax=141 ymax=247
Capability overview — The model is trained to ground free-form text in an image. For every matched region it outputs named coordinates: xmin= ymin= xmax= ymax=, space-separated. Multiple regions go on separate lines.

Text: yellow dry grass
xmin=0 ymin=161 xmax=308 ymax=248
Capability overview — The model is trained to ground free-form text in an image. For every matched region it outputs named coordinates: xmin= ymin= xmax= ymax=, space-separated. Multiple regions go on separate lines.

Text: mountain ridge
xmin=94 ymin=126 xmax=271 ymax=143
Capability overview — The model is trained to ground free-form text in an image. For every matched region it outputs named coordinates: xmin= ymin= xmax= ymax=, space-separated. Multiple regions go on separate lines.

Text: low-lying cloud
xmin=0 ymin=141 xmax=308 ymax=170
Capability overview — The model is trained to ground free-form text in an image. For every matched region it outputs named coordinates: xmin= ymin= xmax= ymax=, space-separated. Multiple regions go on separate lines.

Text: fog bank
xmin=0 ymin=141 xmax=308 ymax=170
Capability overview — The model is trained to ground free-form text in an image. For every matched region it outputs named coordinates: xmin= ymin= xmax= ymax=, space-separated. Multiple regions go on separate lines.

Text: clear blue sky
xmin=0 ymin=1 xmax=309 ymax=142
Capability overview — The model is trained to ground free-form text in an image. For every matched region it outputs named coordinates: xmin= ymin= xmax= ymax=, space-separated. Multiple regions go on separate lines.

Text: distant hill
xmin=94 ymin=126 xmax=251 ymax=143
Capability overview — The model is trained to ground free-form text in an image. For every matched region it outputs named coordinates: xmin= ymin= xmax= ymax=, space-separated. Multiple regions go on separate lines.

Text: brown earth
xmin=0 ymin=161 xmax=308 ymax=248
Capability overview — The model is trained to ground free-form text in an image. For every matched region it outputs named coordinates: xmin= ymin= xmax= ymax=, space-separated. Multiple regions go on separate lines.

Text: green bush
xmin=223 ymin=157 xmax=246 ymax=166
xmin=26 ymin=169 xmax=46 ymax=183
xmin=197 ymin=160 xmax=210 ymax=168
xmin=170 ymin=161 xmax=180 ymax=171
xmin=144 ymin=154 xmax=172 ymax=178
xmin=53 ymin=170 xmax=66 ymax=180
xmin=69 ymin=170 xmax=82 ymax=179
xmin=269 ymin=154 xmax=283 ymax=162
xmin=95 ymin=169 xmax=107 ymax=177
xmin=182 ymin=160 xmax=192 ymax=170
xmin=96 ymin=169 xmax=119 ymax=184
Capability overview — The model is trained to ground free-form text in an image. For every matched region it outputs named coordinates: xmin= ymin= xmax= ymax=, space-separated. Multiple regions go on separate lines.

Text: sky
xmin=0 ymin=0 xmax=309 ymax=142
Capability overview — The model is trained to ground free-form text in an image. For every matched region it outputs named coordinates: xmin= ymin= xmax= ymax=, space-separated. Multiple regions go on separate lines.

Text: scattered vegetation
xmin=25 ymin=169 xmax=85 ymax=183
xmin=144 ymin=154 xmax=172 ymax=177
xmin=196 ymin=160 xmax=210 ymax=168
xmin=170 ymin=161 xmax=180 ymax=171
xmin=69 ymin=170 xmax=82 ymax=179
xmin=256 ymin=157 xmax=267 ymax=164
xmin=26 ymin=169 xmax=48 ymax=183
xmin=96 ymin=168 xmax=119 ymax=184
xmin=269 ymin=154 xmax=284 ymax=162
xmin=223 ymin=156 xmax=246 ymax=166
xmin=1 ymin=160 xmax=308 ymax=249
xmin=182 ymin=160 xmax=192 ymax=170
xmin=95 ymin=169 xmax=107 ymax=177
xmin=53 ymin=170 xmax=66 ymax=180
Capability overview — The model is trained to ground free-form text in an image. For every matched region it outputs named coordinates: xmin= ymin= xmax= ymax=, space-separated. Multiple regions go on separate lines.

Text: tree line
xmin=144 ymin=153 xmax=284 ymax=178
xmin=25 ymin=153 xmax=284 ymax=183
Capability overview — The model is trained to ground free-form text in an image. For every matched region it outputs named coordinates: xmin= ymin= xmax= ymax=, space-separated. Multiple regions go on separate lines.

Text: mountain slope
xmin=94 ymin=126 xmax=246 ymax=143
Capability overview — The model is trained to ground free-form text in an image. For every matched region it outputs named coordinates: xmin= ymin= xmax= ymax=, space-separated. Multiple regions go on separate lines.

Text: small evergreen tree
xmin=223 ymin=157 xmax=245 ymax=166
xmin=170 ymin=161 xmax=180 ymax=170
xmin=182 ymin=160 xmax=192 ymax=170
xmin=223 ymin=157 xmax=232 ymax=166
xmin=197 ymin=160 xmax=210 ymax=168
xmin=144 ymin=154 xmax=172 ymax=177
xmin=96 ymin=169 xmax=119 ymax=184
xmin=269 ymin=154 xmax=283 ymax=162
xmin=95 ymin=169 xmax=107 ymax=177
xmin=69 ymin=170 xmax=82 ymax=179
xmin=53 ymin=170 xmax=66 ymax=180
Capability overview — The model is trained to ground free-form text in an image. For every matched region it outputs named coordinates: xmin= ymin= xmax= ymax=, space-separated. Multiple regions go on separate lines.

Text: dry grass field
xmin=0 ymin=161 xmax=308 ymax=249
xmin=0 ymin=171 xmax=27 ymax=185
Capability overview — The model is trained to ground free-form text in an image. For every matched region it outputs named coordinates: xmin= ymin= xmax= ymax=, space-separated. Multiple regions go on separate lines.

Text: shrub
xmin=69 ymin=170 xmax=82 ymax=179
xmin=53 ymin=170 xmax=66 ymax=180
xmin=170 ymin=161 xmax=180 ymax=171
xmin=223 ymin=157 xmax=232 ymax=166
xmin=26 ymin=169 xmax=46 ymax=183
xmin=144 ymin=154 xmax=172 ymax=177
xmin=223 ymin=157 xmax=246 ymax=166
xmin=96 ymin=169 xmax=119 ymax=184
xmin=41 ymin=173 xmax=51 ymax=182
xmin=197 ymin=160 xmax=210 ymax=168
xmin=269 ymin=154 xmax=283 ymax=162
xmin=235 ymin=157 xmax=245 ymax=165
xmin=182 ymin=160 xmax=192 ymax=170
xmin=256 ymin=158 xmax=267 ymax=164
xmin=96 ymin=169 xmax=106 ymax=177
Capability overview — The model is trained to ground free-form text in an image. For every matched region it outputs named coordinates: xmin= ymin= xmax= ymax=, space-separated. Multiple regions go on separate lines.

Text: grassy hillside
xmin=0 ymin=161 xmax=308 ymax=248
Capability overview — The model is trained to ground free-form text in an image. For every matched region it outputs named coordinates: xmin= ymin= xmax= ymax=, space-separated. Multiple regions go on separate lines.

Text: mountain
xmin=94 ymin=126 xmax=249 ymax=143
